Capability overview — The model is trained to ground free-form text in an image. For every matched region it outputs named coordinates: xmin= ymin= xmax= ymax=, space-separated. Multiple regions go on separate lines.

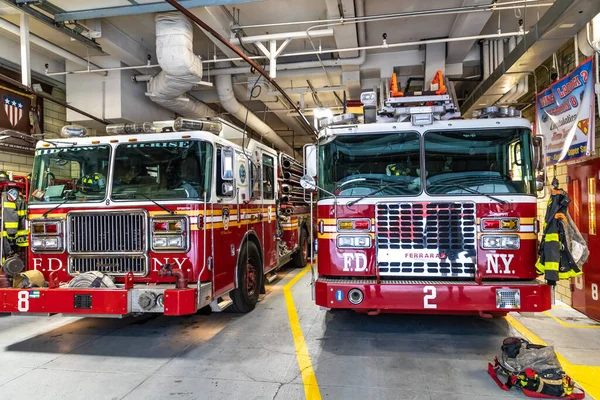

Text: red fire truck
xmin=305 ymin=82 xmax=552 ymax=317
xmin=0 ymin=118 xmax=311 ymax=316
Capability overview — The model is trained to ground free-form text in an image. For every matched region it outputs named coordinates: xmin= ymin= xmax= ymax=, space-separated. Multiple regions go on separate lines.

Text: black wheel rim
xmin=245 ymin=261 xmax=257 ymax=297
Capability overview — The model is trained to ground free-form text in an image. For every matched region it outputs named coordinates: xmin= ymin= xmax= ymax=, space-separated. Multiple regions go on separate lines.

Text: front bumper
xmin=316 ymin=278 xmax=552 ymax=314
xmin=0 ymin=286 xmax=199 ymax=317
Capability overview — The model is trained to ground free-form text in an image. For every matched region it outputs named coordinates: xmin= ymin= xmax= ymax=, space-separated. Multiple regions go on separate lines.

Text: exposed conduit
xmin=147 ymin=12 xmax=217 ymax=118
xmin=216 ymin=75 xmax=293 ymax=155
xmin=209 ymin=0 xmax=367 ymax=76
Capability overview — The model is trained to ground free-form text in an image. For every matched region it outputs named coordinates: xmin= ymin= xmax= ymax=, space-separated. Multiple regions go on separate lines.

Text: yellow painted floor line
xmin=543 ymin=311 xmax=600 ymax=329
xmin=506 ymin=315 xmax=600 ymax=399
xmin=284 ymin=265 xmax=322 ymax=400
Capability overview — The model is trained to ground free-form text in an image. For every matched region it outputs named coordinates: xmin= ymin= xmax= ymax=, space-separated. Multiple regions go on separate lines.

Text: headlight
xmin=482 ymin=235 xmax=520 ymax=249
xmin=31 ymin=237 xmax=62 ymax=251
xmin=152 ymin=235 xmax=185 ymax=250
xmin=337 ymin=235 xmax=371 ymax=249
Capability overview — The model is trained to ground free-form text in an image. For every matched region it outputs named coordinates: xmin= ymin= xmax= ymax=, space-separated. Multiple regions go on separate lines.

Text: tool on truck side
xmin=302 ymin=71 xmax=552 ymax=316
xmin=0 ymin=116 xmax=313 ymax=317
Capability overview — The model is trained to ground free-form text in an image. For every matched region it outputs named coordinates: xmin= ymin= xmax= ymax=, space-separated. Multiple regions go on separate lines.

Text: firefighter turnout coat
xmin=536 ymin=189 xmax=583 ymax=284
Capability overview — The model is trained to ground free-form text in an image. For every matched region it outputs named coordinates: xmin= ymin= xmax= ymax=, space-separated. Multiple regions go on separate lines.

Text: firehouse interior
xmin=0 ymin=1 xmax=600 ymax=399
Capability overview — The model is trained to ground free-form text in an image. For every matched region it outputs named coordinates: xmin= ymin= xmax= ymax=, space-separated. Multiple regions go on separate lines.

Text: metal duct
xmin=483 ymin=41 xmax=490 ymax=79
xmin=215 ymin=75 xmax=293 ymax=155
xmin=147 ymin=12 xmax=217 ymax=118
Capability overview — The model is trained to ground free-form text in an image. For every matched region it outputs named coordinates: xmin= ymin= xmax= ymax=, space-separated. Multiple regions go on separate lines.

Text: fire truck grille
xmin=376 ymin=202 xmax=477 ymax=278
xmin=69 ymin=256 xmax=147 ymax=276
xmin=68 ymin=212 xmax=146 ymax=253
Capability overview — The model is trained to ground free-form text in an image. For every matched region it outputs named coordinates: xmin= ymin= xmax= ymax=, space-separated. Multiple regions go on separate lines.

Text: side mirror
xmin=536 ymin=179 xmax=544 ymax=192
xmin=221 ymin=147 xmax=234 ymax=180
xmin=300 ymin=175 xmax=317 ymax=191
xmin=222 ymin=182 xmax=234 ymax=197
xmin=303 ymin=144 xmax=317 ymax=178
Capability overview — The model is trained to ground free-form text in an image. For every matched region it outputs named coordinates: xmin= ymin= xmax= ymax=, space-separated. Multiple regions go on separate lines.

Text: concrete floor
xmin=0 ymin=267 xmax=598 ymax=400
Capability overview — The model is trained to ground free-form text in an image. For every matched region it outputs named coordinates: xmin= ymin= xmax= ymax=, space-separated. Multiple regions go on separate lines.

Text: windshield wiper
xmin=347 ymin=182 xmax=395 ymax=207
xmin=42 ymin=198 xmax=70 ymax=218
xmin=137 ymin=192 xmax=174 ymax=215
xmin=453 ymin=183 xmax=508 ymax=205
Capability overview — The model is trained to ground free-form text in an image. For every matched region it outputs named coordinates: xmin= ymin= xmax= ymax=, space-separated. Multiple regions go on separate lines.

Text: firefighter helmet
xmin=12 ymin=270 xmax=46 ymax=288
xmin=6 ymin=188 xmax=19 ymax=202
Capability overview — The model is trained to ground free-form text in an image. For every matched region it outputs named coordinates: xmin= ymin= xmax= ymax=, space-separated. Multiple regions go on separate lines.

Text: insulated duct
xmin=215 ymin=75 xmax=293 ymax=155
xmin=147 ymin=12 xmax=217 ymax=118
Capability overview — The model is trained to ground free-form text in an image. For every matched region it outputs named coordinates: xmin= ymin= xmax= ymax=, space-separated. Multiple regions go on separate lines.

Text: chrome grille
xmin=68 ymin=211 xmax=146 ymax=253
xmin=376 ymin=202 xmax=477 ymax=278
xmin=69 ymin=256 xmax=147 ymax=276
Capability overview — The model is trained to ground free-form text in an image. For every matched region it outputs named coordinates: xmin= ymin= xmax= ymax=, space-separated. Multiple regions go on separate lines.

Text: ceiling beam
xmin=0 ymin=0 xmax=102 ymax=50
xmin=53 ymin=0 xmax=261 ymax=22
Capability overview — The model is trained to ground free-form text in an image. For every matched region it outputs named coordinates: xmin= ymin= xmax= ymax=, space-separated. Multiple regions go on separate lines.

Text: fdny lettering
xmin=485 ymin=254 xmax=515 ymax=274
xmin=32 ymin=258 xmax=63 ymax=272
xmin=152 ymin=257 xmax=189 ymax=272
xmin=342 ymin=253 xmax=367 ymax=272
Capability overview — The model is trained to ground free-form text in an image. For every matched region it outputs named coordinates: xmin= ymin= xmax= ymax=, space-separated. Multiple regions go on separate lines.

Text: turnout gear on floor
xmin=535 ymin=189 xmax=585 ymax=284
xmin=12 ymin=270 xmax=46 ymax=288
xmin=488 ymin=337 xmax=585 ymax=399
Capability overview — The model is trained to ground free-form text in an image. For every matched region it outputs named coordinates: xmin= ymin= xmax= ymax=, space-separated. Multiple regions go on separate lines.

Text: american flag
xmin=3 ymin=95 xmax=24 ymax=128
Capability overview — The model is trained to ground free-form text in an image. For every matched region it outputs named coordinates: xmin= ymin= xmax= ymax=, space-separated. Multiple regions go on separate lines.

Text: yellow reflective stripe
xmin=543 ymin=261 xmax=560 ymax=271
xmin=559 ymin=270 xmax=582 ymax=279
xmin=17 ymin=210 xmax=27 ymax=216
xmin=4 ymin=222 xmax=18 ymax=228
xmin=16 ymin=230 xmax=29 ymax=235
xmin=3 ymin=202 xmax=16 ymax=209
xmin=16 ymin=243 xmax=28 ymax=247
xmin=545 ymin=233 xmax=559 ymax=242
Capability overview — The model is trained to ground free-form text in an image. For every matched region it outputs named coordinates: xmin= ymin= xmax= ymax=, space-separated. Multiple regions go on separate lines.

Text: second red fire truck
xmin=305 ymin=77 xmax=552 ymax=316
xmin=0 ymin=117 xmax=311 ymax=316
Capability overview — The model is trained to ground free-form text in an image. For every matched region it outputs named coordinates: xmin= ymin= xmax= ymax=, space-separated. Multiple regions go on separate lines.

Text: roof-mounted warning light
xmin=106 ymin=122 xmax=157 ymax=135
xmin=472 ymin=106 xmax=522 ymax=119
xmin=360 ymin=91 xmax=377 ymax=124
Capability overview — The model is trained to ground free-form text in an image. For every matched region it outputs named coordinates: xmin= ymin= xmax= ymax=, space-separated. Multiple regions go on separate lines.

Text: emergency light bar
xmin=60 ymin=125 xmax=88 ymax=138
xmin=472 ymin=106 xmax=522 ymax=119
xmin=106 ymin=122 xmax=157 ymax=135
xmin=173 ymin=118 xmax=222 ymax=134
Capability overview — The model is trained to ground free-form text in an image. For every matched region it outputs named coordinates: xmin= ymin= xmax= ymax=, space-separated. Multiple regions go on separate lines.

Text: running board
xmin=210 ymin=298 xmax=233 ymax=312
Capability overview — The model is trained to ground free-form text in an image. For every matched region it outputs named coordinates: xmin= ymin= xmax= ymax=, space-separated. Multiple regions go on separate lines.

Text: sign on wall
xmin=535 ymin=57 xmax=596 ymax=165
xmin=0 ymin=84 xmax=39 ymax=154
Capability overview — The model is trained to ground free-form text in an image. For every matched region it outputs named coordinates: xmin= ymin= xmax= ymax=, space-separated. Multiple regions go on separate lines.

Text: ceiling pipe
xmin=164 ymin=0 xmax=314 ymax=137
xmin=482 ymin=41 xmax=490 ymax=79
xmin=0 ymin=18 xmax=104 ymax=73
xmin=233 ymin=0 xmax=553 ymax=30
xmin=209 ymin=29 xmax=522 ymax=76
xmin=215 ymin=75 xmax=294 ymax=155
xmin=146 ymin=12 xmax=217 ymax=119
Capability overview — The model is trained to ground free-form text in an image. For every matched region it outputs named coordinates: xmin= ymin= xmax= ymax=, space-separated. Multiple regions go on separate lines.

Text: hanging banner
xmin=535 ymin=56 xmax=596 ymax=165
xmin=0 ymin=83 xmax=40 ymax=155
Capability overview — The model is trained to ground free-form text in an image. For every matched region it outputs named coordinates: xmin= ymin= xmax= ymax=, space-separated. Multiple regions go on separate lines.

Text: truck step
xmin=210 ymin=298 xmax=233 ymax=312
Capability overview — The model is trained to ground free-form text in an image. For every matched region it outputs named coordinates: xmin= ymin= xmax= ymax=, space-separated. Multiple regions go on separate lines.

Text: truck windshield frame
xmin=30 ymin=145 xmax=111 ymax=203
xmin=318 ymin=131 xmax=421 ymax=198
xmin=424 ymin=128 xmax=536 ymax=196
xmin=111 ymin=140 xmax=212 ymax=202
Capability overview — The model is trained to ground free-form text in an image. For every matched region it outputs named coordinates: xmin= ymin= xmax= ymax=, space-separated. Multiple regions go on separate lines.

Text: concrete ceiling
xmin=1 ymin=0 xmax=593 ymax=150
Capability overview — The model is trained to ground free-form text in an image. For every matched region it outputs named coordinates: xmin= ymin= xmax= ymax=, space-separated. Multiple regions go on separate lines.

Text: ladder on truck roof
xmin=380 ymin=71 xmax=461 ymax=123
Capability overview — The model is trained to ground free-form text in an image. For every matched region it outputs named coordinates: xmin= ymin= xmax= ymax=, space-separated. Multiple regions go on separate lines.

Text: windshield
xmin=319 ymin=132 xmax=421 ymax=197
xmin=30 ymin=146 xmax=111 ymax=203
xmin=112 ymin=140 xmax=212 ymax=201
xmin=424 ymin=128 xmax=535 ymax=195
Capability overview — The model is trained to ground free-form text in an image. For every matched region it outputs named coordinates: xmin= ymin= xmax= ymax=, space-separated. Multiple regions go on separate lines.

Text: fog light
xmin=348 ymin=288 xmax=364 ymax=305
xmin=496 ymin=289 xmax=521 ymax=309
xmin=156 ymin=294 xmax=164 ymax=308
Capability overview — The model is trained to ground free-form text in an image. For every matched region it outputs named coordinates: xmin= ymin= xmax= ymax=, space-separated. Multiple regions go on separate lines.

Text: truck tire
xmin=230 ymin=242 xmax=262 ymax=313
xmin=292 ymin=227 xmax=309 ymax=268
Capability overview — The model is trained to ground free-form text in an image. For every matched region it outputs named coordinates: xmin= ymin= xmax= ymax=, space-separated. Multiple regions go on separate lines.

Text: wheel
xmin=230 ymin=242 xmax=262 ymax=313
xmin=292 ymin=227 xmax=309 ymax=268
